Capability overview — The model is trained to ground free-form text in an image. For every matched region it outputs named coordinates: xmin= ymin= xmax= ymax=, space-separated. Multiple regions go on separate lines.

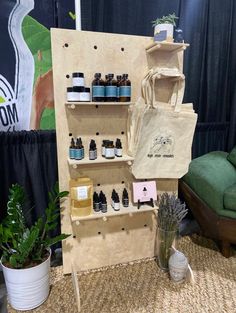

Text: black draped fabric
xmin=0 ymin=131 xmax=58 ymax=228
xmin=79 ymin=0 xmax=236 ymax=155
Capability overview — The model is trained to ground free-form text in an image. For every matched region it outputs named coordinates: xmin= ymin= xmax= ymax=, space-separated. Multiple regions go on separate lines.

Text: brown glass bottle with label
xmin=119 ymin=74 xmax=131 ymax=102
xmin=105 ymin=74 xmax=117 ymax=102
xmin=92 ymin=73 xmax=105 ymax=102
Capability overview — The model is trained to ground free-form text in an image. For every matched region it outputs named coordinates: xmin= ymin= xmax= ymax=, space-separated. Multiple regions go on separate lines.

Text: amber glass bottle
xmin=116 ymin=75 xmax=122 ymax=101
xmin=119 ymin=74 xmax=131 ymax=102
xmin=92 ymin=73 xmax=105 ymax=102
xmin=105 ymin=74 xmax=117 ymax=102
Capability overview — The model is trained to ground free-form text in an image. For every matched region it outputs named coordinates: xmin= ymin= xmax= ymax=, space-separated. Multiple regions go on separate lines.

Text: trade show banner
xmin=0 ymin=0 xmax=55 ymax=131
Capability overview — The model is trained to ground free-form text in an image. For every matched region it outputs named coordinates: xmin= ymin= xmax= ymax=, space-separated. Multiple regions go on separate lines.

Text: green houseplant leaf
xmin=152 ymin=13 xmax=179 ymax=27
xmin=0 ymin=183 xmax=70 ymax=269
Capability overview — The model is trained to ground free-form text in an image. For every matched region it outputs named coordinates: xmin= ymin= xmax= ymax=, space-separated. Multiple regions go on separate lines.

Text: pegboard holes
xmin=121 ymin=181 xmax=125 ymax=184
xmin=94 ymin=45 xmax=98 ymax=50
xmin=96 ymin=132 xmax=99 ymax=136
xmin=144 ymin=224 xmax=147 ymax=227
xmin=73 ymin=235 xmax=76 ymax=238
xmin=122 ymin=228 xmax=125 ymax=231
xmin=98 ymin=231 xmax=101 ymax=235
xmin=66 ymin=74 xmax=70 ymax=79
xmin=95 ymin=105 xmax=99 ymax=108
xmin=121 ymin=47 xmax=124 ymax=52
xmin=69 ymin=133 xmax=72 ymax=137
xmin=97 ymin=183 xmax=101 ymax=186
xmin=64 ymin=43 xmax=69 ymax=48
xmin=121 ymin=131 xmax=125 ymax=135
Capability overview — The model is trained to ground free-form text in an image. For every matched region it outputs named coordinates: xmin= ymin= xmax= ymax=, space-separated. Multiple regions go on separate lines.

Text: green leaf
xmin=44 ymin=234 xmax=70 ymax=248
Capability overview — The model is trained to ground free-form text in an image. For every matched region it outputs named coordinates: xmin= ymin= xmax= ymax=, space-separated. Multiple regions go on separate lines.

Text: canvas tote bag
xmin=130 ymin=67 xmax=197 ymax=179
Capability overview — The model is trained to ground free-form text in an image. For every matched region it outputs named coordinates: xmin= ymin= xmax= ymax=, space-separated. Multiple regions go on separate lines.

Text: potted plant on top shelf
xmin=152 ymin=13 xmax=179 ymax=42
xmin=0 ymin=183 xmax=70 ymax=311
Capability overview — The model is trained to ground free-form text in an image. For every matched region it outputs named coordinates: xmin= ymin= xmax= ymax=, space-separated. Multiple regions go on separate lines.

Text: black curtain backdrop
xmin=0 ymin=131 xmax=59 ymax=232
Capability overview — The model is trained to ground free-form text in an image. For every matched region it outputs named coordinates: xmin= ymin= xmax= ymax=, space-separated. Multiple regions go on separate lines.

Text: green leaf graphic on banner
xmin=40 ymin=108 xmax=56 ymax=130
xmin=22 ymin=16 xmax=54 ymax=129
xmin=22 ymin=15 xmax=52 ymax=84
xmin=0 ymin=96 xmax=6 ymax=103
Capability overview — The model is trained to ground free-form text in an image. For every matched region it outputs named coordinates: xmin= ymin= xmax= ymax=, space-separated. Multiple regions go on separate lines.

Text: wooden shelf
xmin=71 ymin=204 xmax=158 ymax=222
xmin=66 ymin=101 xmax=134 ymax=108
xmin=68 ymin=155 xmax=134 ymax=167
xmin=146 ymin=41 xmax=189 ymax=53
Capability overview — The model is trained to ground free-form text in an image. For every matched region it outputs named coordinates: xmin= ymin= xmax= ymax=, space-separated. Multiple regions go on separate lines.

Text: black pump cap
xmin=95 ymin=73 xmax=101 ymax=78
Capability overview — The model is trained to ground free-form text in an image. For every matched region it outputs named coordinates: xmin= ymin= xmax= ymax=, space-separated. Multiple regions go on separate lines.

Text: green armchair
xmin=179 ymin=148 xmax=236 ymax=257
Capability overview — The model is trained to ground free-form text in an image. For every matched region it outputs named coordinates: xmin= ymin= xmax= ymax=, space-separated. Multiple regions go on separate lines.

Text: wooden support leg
xmin=220 ymin=241 xmax=231 ymax=258
xmin=71 ymin=264 xmax=81 ymax=312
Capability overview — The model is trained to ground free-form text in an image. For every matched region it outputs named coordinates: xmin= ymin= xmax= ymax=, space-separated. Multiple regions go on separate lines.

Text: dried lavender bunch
xmin=157 ymin=193 xmax=188 ymax=270
xmin=157 ymin=193 xmax=188 ymax=232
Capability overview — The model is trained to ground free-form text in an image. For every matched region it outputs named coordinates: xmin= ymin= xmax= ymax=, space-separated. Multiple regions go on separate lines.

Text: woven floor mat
xmin=8 ymin=235 xmax=236 ymax=313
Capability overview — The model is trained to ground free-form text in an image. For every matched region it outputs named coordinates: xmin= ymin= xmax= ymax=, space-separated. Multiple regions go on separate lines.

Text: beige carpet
xmin=9 ymin=235 xmax=236 ymax=313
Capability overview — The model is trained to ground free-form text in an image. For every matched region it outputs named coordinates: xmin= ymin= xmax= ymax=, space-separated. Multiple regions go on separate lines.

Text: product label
xmin=74 ymin=149 xmax=82 ymax=160
xmin=76 ymin=186 xmax=88 ymax=200
xmin=92 ymin=86 xmax=105 ymax=97
xmin=105 ymin=148 xmax=115 ymax=158
xmin=69 ymin=148 xmax=75 ymax=159
xmin=89 ymin=150 xmax=96 ymax=160
xmin=116 ymin=148 xmax=122 ymax=157
xmin=73 ymin=77 xmax=84 ymax=87
xmin=120 ymin=86 xmax=131 ymax=97
xmin=105 ymin=86 xmax=117 ymax=97
xmin=117 ymin=87 xmax=120 ymax=98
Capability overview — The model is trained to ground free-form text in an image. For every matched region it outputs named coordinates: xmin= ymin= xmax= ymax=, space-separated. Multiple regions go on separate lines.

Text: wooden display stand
xmin=51 ymin=29 xmax=188 ymax=275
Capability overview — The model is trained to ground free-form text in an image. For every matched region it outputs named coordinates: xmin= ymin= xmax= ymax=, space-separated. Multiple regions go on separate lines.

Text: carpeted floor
xmin=9 ymin=235 xmax=236 ymax=313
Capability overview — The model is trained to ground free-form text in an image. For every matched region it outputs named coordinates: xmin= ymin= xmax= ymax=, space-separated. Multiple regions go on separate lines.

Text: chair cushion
xmin=183 ymin=151 xmax=236 ymax=217
xmin=227 ymin=146 xmax=236 ymax=168
xmin=224 ymin=184 xmax=236 ymax=212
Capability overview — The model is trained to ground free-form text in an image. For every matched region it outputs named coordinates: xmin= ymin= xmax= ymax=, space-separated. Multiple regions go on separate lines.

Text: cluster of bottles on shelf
xmin=66 ymin=72 xmax=131 ymax=103
xmin=92 ymin=73 xmax=131 ymax=102
xmin=93 ymin=188 xmax=129 ymax=213
xmin=69 ymin=137 xmax=123 ymax=160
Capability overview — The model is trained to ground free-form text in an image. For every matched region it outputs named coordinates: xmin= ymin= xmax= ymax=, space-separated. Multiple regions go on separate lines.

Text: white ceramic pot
xmin=154 ymin=23 xmax=174 ymax=42
xmin=1 ymin=250 xmax=51 ymax=311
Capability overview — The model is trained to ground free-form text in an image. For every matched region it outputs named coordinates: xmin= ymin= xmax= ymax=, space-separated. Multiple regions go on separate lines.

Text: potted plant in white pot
xmin=152 ymin=13 xmax=179 ymax=42
xmin=0 ymin=183 xmax=70 ymax=311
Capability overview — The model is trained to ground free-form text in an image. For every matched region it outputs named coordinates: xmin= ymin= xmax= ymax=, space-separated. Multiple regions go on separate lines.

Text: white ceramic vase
xmin=1 ymin=251 xmax=51 ymax=311
xmin=154 ymin=23 xmax=174 ymax=42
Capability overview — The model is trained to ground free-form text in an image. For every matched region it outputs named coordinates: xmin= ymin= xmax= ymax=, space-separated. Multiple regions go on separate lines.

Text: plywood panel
xmin=51 ymin=29 xmax=179 ymax=274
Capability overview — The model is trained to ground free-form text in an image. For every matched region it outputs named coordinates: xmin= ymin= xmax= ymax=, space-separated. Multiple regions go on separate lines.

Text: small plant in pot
xmin=157 ymin=193 xmax=187 ymax=271
xmin=0 ymin=183 xmax=70 ymax=311
xmin=152 ymin=13 xmax=179 ymax=42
